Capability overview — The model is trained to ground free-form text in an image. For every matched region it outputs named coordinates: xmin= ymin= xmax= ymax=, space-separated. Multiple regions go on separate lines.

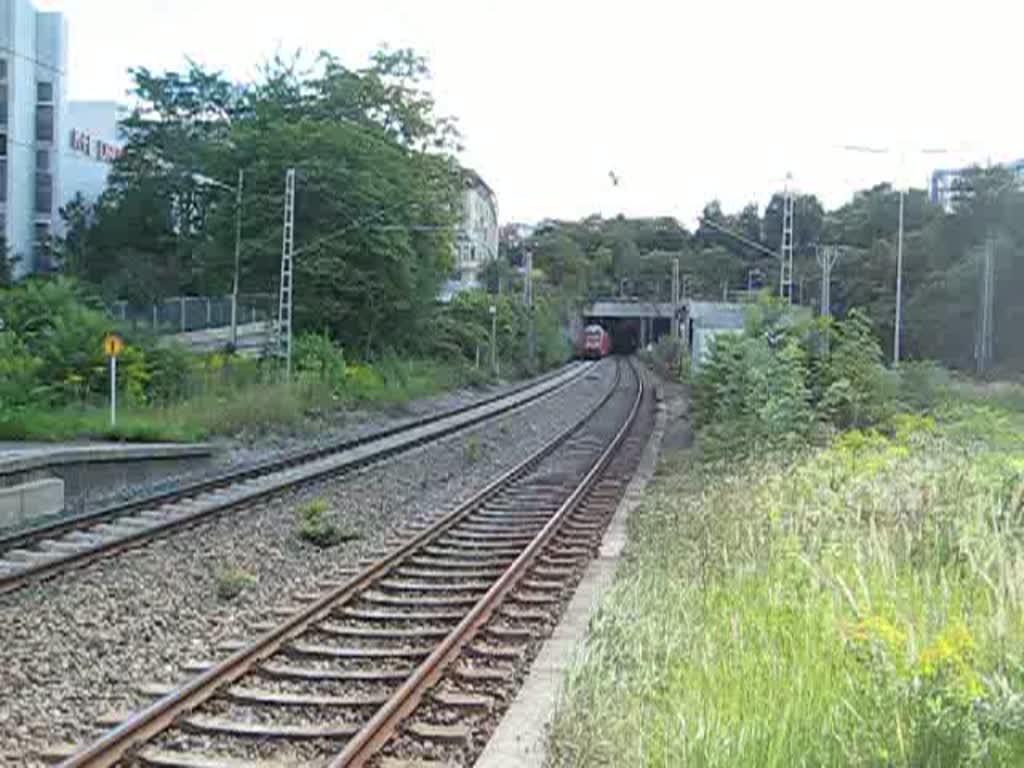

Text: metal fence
xmin=109 ymin=294 xmax=276 ymax=335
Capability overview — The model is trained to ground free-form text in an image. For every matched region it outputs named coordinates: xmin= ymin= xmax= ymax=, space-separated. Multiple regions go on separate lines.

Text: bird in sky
xmin=609 ymin=170 xmax=620 ymax=187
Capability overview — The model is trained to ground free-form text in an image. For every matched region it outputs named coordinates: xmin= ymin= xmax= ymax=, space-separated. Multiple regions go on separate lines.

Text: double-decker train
xmin=578 ymin=324 xmax=612 ymax=359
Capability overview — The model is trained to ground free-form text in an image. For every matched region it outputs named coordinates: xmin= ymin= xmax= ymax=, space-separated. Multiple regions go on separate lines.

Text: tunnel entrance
xmin=584 ymin=314 xmax=674 ymax=354
xmin=610 ymin=319 xmax=638 ymax=354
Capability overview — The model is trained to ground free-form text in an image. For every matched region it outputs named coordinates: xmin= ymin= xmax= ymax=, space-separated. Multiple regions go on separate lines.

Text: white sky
xmin=38 ymin=0 xmax=1024 ymax=225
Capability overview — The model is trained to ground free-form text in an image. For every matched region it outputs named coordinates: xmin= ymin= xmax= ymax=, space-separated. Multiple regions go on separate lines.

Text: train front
xmin=580 ymin=324 xmax=609 ymax=358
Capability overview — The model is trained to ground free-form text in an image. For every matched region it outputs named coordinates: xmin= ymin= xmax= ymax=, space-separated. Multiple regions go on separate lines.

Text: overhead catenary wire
xmin=697 ymin=216 xmax=778 ymax=259
xmin=290 ymin=198 xmax=450 ymax=258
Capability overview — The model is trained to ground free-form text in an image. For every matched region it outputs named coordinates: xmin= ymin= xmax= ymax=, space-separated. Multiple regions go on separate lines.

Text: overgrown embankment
xmin=0 ymin=279 xmax=569 ymax=442
xmin=550 ymin=301 xmax=1024 ymax=766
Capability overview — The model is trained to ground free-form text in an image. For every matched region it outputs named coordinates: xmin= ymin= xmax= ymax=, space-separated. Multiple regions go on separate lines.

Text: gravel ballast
xmin=28 ymin=367 xmax=578 ymax=521
xmin=0 ymin=360 xmax=617 ymax=764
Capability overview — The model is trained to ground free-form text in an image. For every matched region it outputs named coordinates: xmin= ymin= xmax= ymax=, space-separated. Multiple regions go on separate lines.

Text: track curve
xmin=58 ymin=358 xmax=648 ymax=768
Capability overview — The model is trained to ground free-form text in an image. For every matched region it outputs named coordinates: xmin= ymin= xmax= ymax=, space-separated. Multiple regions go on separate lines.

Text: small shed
xmin=684 ymin=301 xmax=747 ymax=371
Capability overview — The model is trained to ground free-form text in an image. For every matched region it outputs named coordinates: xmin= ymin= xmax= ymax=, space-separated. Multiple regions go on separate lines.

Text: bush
xmin=692 ymin=332 xmax=815 ymax=457
xmin=896 ymin=359 xmax=952 ymax=412
xmin=295 ymin=332 xmax=347 ymax=392
xmin=431 ymin=290 xmax=570 ymax=377
xmin=640 ymin=335 xmax=685 ymax=381
xmin=0 ymin=331 xmax=42 ymax=410
xmin=692 ymin=302 xmax=895 ymax=457
xmin=344 ymin=362 xmax=387 ymax=399
xmin=0 ymin=279 xmax=562 ymax=442
xmin=0 ymin=278 xmax=189 ymax=408
xmin=817 ymin=309 xmax=894 ymax=429
xmin=142 ymin=343 xmax=194 ymax=403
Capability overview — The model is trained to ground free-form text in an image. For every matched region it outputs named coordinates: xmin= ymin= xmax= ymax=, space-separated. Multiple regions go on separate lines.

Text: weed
xmin=296 ymin=498 xmax=358 ymax=548
xmin=465 ymin=436 xmax=482 ymax=464
xmin=215 ymin=566 xmax=257 ymax=601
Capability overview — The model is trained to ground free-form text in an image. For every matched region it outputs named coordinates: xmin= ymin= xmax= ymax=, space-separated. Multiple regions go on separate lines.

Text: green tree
xmin=57 ymin=49 xmax=462 ymax=358
xmin=0 ymin=238 xmax=13 ymax=287
xmin=531 ymin=228 xmax=592 ymax=300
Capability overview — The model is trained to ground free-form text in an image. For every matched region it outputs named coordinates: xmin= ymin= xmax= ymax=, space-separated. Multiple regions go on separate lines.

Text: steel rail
xmin=334 ymin=359 xmax=643 ymax=766
xmin=60 ymin=359 xmax=627 ymax=768
xmin=0 ymin=362 xmax=594 ymax=596
xmin=0 ymin=362 xmax=586 ymax=554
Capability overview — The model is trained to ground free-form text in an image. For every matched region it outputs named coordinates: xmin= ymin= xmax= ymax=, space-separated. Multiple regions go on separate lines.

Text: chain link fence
xmin=109 ymin=294 xmax=276 ymax=335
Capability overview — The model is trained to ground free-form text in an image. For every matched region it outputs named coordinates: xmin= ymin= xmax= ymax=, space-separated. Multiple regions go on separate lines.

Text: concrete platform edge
xmin=0 ymin=443 xmax=214 ymax=476
xmin=474 ymin=379 xmax=672 ymax=768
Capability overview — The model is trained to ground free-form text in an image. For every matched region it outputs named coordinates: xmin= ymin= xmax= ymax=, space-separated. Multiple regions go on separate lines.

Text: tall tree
xmin=59 ymin=49 xmax=462 ymax=356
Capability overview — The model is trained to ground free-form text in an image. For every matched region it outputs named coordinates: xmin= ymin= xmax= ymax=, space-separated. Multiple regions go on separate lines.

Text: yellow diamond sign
xmin=103 ymin=333 xmax=124 ymax=358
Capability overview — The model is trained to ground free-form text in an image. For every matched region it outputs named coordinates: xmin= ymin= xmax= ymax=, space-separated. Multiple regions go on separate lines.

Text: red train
xmin=579 ymin=324 xmax=612 ymax=359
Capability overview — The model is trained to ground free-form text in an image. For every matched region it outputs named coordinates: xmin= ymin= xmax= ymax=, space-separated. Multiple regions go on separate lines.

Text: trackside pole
xmin=103 ymin=333 xmax=124 ymax=427
xmin=110 ymin=356 xmax=117 ymax=427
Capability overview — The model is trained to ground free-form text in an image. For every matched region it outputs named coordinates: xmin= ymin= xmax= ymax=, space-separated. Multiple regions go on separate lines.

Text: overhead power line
xmin=697 ymin=216 xmax=777 ymax=259
xmin=291 ymin=199 xmax=442 ymax=258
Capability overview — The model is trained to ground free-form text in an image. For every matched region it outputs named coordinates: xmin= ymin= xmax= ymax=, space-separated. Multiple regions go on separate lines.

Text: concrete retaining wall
xmin=0 ymin=443 xmax=214 ymax=526
xmin=0 ymin=478 xmax=65 ymax=529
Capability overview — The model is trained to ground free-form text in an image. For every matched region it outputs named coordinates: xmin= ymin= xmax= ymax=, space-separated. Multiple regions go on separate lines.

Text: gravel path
xmin=0 ymin=360 xmax=616 ymax=765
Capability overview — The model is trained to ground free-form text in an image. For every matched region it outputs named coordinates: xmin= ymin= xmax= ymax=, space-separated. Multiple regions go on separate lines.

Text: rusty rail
xmin=335 ymin=359 xmax=643 ymax=766
xmin=0 ymin=362 xmax=592 ymax=595
xmin=60 ymin=360 xmax=631 ymax=768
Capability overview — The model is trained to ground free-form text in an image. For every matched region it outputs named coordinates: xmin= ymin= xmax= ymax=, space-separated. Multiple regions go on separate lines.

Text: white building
xmin=63 ymin=100 xmax=124 ymax=210
xmin=931 ymin=158 xmax=1024 ymax=213
xmin=451 ymin=168 xmax=498 ymax=289
xmin=0 ymin=0 xmax=121 ymax=276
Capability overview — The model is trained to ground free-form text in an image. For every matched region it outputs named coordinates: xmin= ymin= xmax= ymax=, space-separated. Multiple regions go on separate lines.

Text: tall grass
xmin=550 ymin=405 xmax=1024 ymax=766
xmin=952 ymin=377 xmax=1024 ymax=415
xmin=0 ymin=357 xmax=487 ymax=442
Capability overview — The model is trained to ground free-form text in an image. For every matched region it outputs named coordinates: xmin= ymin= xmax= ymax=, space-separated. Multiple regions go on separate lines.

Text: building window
xmin=37 ymin=82 xmax=53 ymax=104
xmin=34 ymin=222 xmax=51 ymax=271
xmin=0 ymin=61 xmax=7 ymax=129
xmin=35 ymin=172 xmax=52 ymax=214
xmin=36 ymin=150 xmax=48 ymax=170
xmin=36 ymin=105 xmax=54 ymax=142
xmin=0 ymin=134 xmax=6 ymax=203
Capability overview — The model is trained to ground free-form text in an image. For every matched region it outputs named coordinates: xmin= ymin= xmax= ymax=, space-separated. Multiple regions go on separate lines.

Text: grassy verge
xmin=550 ymin=402 xmax=1024 ymax=766
xmin=0 ymin=358 xmax=494 ymax=443
xmin=952 ymin=377 xmax=1024 ymax=414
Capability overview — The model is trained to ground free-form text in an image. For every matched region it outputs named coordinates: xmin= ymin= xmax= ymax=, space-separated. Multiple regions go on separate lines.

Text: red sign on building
xmin=69 ymin=129 xmax=123 ymax=164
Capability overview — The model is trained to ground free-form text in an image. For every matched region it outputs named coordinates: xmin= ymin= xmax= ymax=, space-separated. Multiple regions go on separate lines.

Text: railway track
xmin=57 ymin=357 xmax=649 ymax=768
xmin=0 ymin=363 xmax=593 ymax=596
